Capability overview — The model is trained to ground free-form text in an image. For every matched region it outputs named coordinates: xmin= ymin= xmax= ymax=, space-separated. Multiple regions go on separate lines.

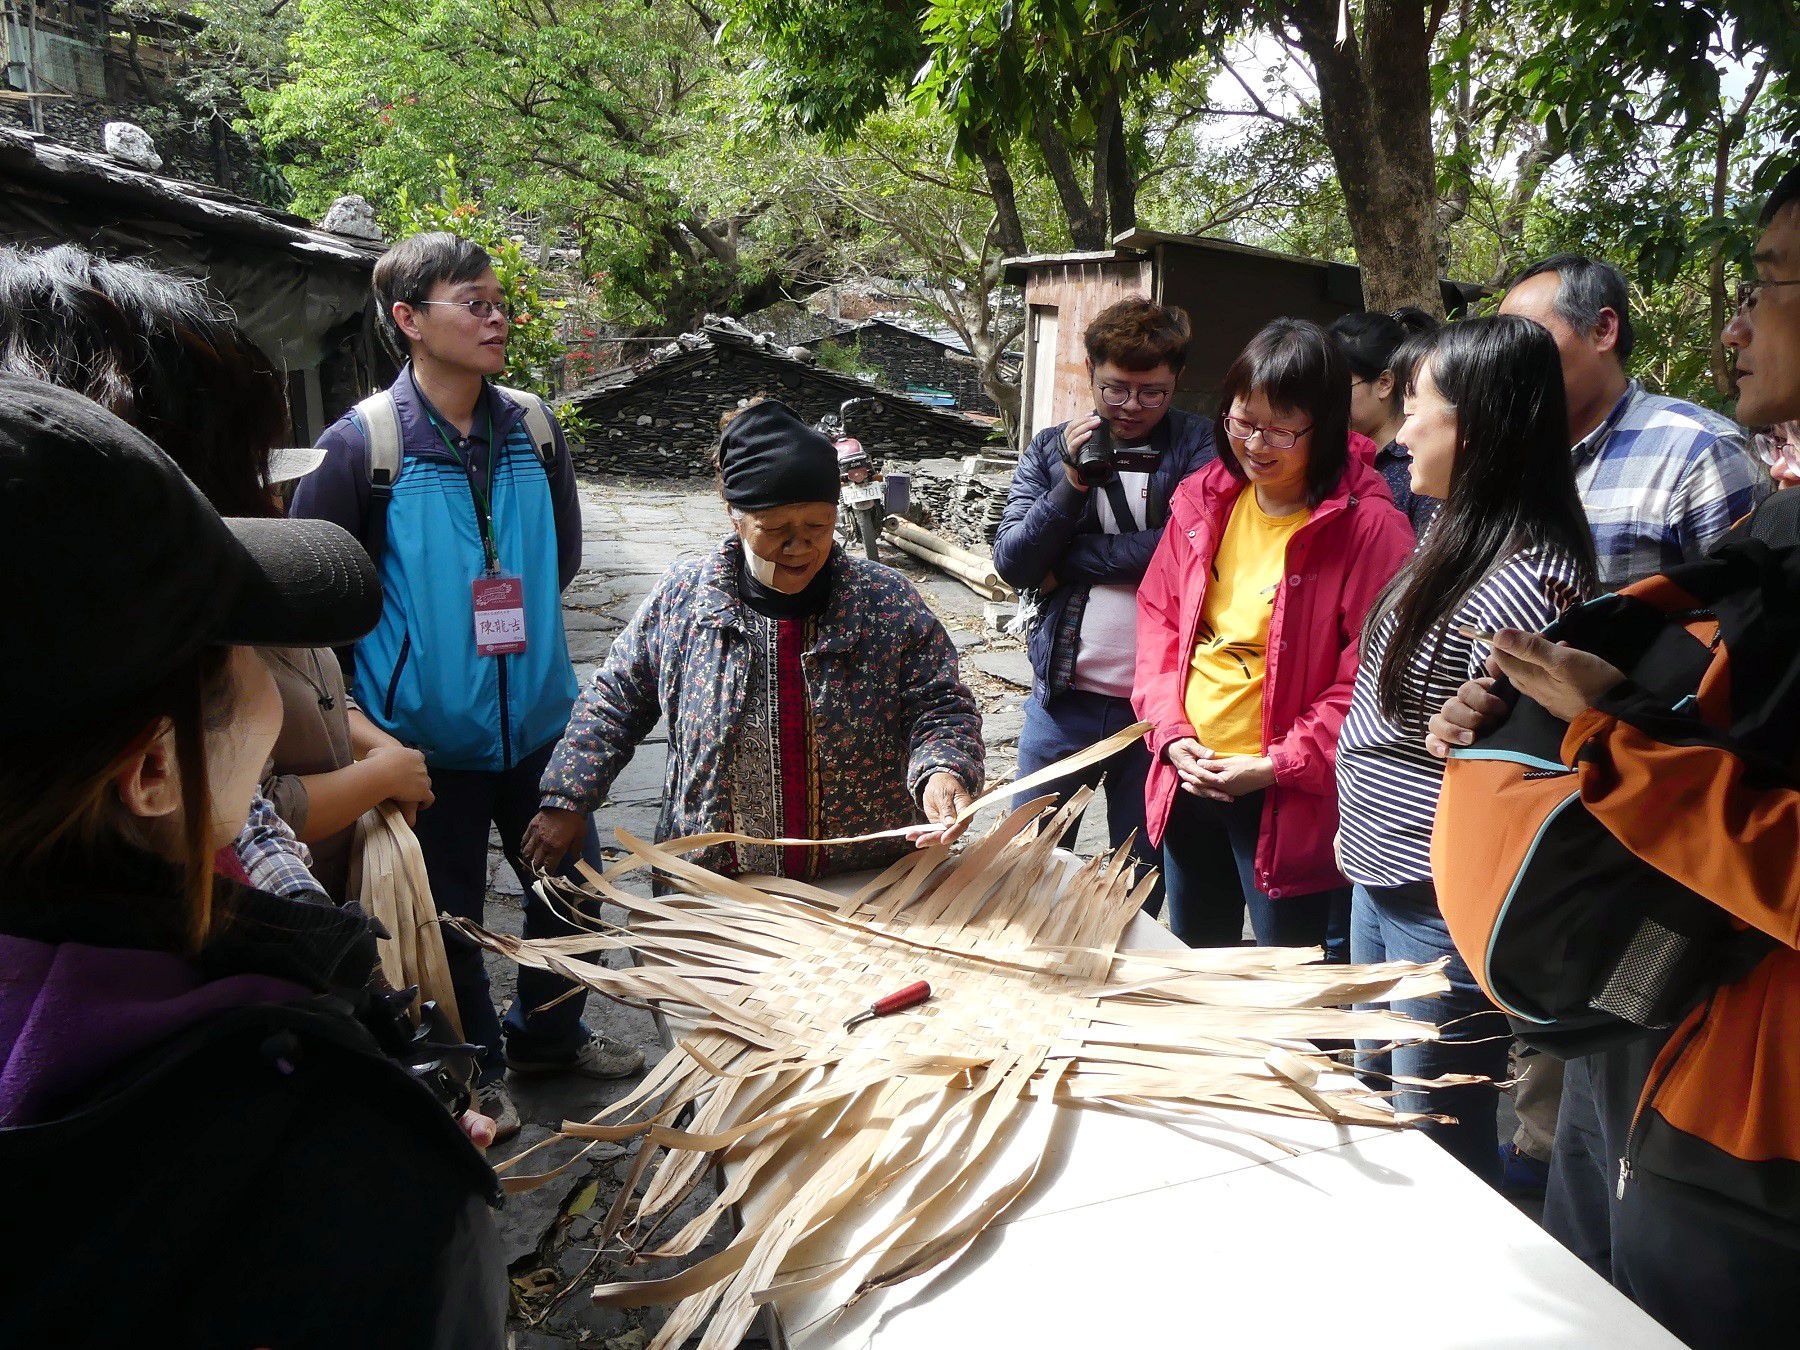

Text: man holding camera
xmin=994 ymin=298 xmax=1217 ymax=911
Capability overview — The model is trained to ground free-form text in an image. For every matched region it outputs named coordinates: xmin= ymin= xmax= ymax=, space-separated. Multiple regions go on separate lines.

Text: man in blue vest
xmin=292 ymin=233 xmax=642 ymax=1140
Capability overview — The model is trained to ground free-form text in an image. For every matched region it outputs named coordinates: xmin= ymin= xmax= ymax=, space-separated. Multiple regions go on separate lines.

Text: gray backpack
xmin=354 ymin=383 xmax=557 ymax=564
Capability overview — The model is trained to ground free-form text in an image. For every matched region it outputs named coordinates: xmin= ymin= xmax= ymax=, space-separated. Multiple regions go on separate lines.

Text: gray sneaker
xmin=507 ymin=1032 xmax=646 ymax=1081
xmin=476 ymin=1082 xmax=522 ymax=1144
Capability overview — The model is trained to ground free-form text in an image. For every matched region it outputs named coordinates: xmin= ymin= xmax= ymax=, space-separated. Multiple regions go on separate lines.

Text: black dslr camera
xmin=1062 ymin=416 xmax=1116 ymax=486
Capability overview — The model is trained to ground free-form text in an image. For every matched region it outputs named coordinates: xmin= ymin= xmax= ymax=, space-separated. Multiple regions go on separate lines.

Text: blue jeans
xmin=411 ymin=736 xmax=601 ymax=1084
xmin=1016 ymin=690 xmax=1161 ymax=917
xmin=1351 ymin=881 xmax=1510 ymax=1185
xmin=1161 ymin=789 xmax=1349 ymax=958
xmin=1542 ymin=1029 xmax=1669 ymax=1279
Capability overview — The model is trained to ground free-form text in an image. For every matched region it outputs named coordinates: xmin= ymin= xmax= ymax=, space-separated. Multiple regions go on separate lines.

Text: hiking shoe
xmin=477 ymin=1082 xmax=522 ymax=1144
xmin=1498 ymin=1141 xmax=1550 ymax=1197
xmin=507 ymin=1032 xmax=645 ymax=1081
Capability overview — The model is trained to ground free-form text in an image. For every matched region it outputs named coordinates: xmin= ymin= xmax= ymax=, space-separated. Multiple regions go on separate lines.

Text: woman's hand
xmin=1426 ymin=675 xmax=1512 ymax=758
xmin=912 ymin=771 xmax=974 ymax=849
xmin=366 ymin=743 xmax=434 ymax=820
xmin=1486 ymin=629 xmax=1625 ymax=724
xmin=1186 ymin=755 xmax=1276 ymax=802
xmin=522 ymin=806 xmax=588 ymax=873
xmin=1165 ymin=737 xmax=1214 ymax=792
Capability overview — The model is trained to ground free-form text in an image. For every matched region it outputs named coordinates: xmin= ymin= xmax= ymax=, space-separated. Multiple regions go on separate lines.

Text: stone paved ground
xmin=481 ymin=475 xmax=1093 ymax=1348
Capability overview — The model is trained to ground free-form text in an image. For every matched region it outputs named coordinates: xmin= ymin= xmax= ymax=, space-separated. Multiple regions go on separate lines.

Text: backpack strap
xmin=492 ymin=383 xmax=558 ymax=470
xmin=355 ymin=390 xmax=404 ymax=567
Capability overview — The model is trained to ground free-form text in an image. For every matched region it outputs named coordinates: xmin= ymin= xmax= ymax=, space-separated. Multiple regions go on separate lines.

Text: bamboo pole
xmin=881 ymin=527 xmax=1010 ymax=601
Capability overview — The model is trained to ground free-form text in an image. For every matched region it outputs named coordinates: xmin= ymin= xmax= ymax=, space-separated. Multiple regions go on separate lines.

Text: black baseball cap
xmin=0 ymin=377 xmax=381 ymax=735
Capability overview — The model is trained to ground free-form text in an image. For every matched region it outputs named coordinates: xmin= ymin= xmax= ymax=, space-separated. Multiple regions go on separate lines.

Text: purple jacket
xmin=0 ymin=936 xmax=304 ymax=1125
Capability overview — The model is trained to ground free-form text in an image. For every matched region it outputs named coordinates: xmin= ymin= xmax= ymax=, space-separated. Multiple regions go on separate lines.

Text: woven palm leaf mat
xmin=455 ymin=787 xmax=1461 ymax=1350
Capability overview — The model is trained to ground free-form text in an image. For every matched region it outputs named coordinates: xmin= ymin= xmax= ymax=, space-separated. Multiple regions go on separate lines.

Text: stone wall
xmin=564 ymin=340 xmax=998 ymax=481
xmin=900 ymin=456 xmax=1019 ymax=552
xmin=812 ymin=323 xmax=997 ymax=413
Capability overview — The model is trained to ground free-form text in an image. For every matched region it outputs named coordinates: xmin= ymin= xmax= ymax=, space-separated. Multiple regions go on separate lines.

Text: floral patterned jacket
xmin=540 ymin=538 xmax=985 ymax=875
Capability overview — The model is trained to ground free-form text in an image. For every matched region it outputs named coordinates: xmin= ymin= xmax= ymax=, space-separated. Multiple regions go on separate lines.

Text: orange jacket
xmin=1560 ymin=661 xmax=1800 ymax=1214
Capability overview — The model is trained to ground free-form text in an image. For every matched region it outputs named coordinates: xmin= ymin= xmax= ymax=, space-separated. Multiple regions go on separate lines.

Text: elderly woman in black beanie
xmin=522 ymin=400 xmax=984 ymax=879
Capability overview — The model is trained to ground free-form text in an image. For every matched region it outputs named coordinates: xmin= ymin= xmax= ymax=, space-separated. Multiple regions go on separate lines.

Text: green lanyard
xmin=422 ymin=397 xmax=501 ymax=573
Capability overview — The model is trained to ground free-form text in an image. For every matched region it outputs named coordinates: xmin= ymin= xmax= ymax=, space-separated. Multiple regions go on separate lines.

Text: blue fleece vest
xmin=351 ymin=397 xmax=579 ymax=772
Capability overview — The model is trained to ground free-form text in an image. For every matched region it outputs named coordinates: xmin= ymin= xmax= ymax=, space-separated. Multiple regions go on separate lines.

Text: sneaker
xmin=507 ymin=1032 xmax=645 ymax=1081
xmin=1498 ymin=1141 xmax=1550 ymax=1197
xmin=477 ymin=1081 xmax=522 ymax=1144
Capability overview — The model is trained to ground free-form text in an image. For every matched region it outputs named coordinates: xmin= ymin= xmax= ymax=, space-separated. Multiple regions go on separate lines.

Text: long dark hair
xmin=1373 ymin=316 xmax=1598 ymax=726
xmin=0 ymin=245 xmax=289 ymax=518
xmin=0 ymin=647 xmax=235 ymax=951
xmin=1215 ymin=318 xmax=1351 ymax=508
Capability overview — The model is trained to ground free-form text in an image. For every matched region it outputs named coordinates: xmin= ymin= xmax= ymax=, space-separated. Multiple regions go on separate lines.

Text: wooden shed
xmin=1002 ymin=228 xmax=1483 ymax=450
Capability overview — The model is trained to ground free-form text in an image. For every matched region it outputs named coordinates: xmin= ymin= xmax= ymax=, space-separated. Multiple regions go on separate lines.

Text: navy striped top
xmin=1336 ymin=544 xmax=1588 ymax=887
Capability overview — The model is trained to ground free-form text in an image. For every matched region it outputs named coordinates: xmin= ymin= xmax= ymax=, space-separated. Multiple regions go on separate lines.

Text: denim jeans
xmin=1541 ymin=1028 xmax=1669 ymax=1279
xmin=411 ymin=737 xmax=601 ymax=1084
xmin=1351 ymin=881 xmax=1511 ymax=1185
xmin=1161 ymin=789 xmax=1349 ymax=958
xmin=1016 ymin=690 xmax=1161 ymax=916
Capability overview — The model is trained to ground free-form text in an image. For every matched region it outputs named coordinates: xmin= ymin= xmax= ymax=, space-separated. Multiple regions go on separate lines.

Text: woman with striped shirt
xmin=1336 ymin=316 xmax=1597 ymax=1184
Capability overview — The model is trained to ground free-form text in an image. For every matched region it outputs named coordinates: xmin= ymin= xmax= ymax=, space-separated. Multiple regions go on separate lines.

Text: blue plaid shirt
xmin=234 ymin=792 xmax=331 ymax=904
xmin=1575 ymin=381 xmax=1764 ymax=588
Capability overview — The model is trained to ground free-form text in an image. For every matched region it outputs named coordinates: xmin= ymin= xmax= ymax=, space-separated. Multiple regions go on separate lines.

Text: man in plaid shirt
xmin=1502 ymin=253 xmax=1766 ymax=589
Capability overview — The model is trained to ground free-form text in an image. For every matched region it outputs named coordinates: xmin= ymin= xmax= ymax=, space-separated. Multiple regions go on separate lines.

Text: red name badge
xmin=472 ymin=574 xmax=527 ymax=656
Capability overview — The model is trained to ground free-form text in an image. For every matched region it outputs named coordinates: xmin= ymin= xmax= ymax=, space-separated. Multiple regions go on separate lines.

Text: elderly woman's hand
xmin=912 ymin=771 xmax=975 ymax=848
xmin=522 ymin=806 xmax=588 ymax=873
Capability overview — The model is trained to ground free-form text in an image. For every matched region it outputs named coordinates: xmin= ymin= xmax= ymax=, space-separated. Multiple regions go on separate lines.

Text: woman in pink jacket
xmin=1133 ymin=319 xmax=1414 ymax=958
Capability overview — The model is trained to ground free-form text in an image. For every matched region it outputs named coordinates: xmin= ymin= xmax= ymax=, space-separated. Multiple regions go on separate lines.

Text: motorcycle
xmin=817 ymin=399 xmax=885 ymax=563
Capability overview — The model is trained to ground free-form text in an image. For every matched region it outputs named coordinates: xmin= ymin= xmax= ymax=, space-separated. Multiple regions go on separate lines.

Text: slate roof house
xmin=561 ymin=319 xmax=999 ymax=479
xmin=804 ymin=315 xmax=1020 ymax=415
xmin=0 ymin=125 xmax=390 ymax=442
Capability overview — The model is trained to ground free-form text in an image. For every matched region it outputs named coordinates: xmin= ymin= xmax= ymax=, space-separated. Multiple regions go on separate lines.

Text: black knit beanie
xmin=718 ymin=400 xmax=841 ymax=510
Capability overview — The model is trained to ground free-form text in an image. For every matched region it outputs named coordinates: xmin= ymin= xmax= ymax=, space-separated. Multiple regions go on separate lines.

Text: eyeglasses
xmin=413 ymin=298 xmax=512 ymax=322
xmin=1096 ymin=381 xmax=1171 ymax=410
xmin=1222 ymin=415 xmax=1311 ymax=450
xmin=1734 ymin=278 xmax=1800 ymax=312
xmin=1752 ymin=426 xmax=1800 ymax=467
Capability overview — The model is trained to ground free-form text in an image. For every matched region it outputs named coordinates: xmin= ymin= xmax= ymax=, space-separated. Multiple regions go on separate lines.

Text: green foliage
xmin=390 ymin=161 xmax=572 ymax=405
xmin=813 ymin=337 xmax=881 ymax=381
xmin=254 ymin=0 xmax=824 ymax=328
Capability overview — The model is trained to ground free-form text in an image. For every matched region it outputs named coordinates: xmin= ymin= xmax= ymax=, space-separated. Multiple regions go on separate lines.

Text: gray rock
xmin=103 ymin=122 xmax=161 ymax=172
xmin=319 ymin=194 xmax=384 ymax=241
xmin=969 ymin=650 xmax=1034 ymax=688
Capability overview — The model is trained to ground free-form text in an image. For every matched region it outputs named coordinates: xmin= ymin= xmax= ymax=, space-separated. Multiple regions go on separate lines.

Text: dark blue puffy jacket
xmin=992 ymin=408 xmax=1217 ymax=705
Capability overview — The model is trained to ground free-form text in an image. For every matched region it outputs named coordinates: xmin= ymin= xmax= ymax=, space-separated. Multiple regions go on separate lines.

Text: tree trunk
xmin=1034 ymin=106 xmax=1108 ymax=249
xmin=969 ymin=123 xmax=1028 ymax=258
xmin=1287 ymin=0 xmax=1445 ymax=316
xmin=1104 ymin=98 xmax=1137 ymax=237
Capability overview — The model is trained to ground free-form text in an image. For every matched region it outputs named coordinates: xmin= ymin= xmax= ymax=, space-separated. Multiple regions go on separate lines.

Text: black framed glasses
xmin=1096 ymin=381 xmax=1171 ymax=410
xmin=414 ymin=298 xmax=513 ymax=322
xmin=1734 ymin=278 xmax=1800 ymax=312
xmin=1222 ymin=415 xmax=1311 ymax=450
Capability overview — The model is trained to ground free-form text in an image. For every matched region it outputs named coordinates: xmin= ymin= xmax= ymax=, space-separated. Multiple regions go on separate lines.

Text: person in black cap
xmin=522 ymin=398 xmax=984 ymax=880
xmin=0 ymin=378 xmax=506 ymax=1347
